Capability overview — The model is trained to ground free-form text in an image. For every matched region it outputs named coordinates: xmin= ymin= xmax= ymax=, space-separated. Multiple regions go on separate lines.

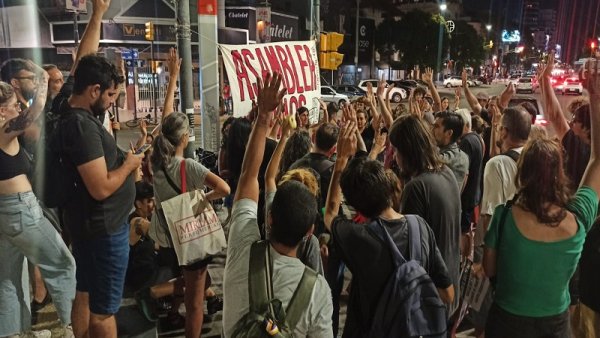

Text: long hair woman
xmin=0 ymin=75 xmax=76 ymax=336
xmin=483 ymin=81 xmax=600 ymax=338
xmin=150 ymin=112 xmax=230 ymax=337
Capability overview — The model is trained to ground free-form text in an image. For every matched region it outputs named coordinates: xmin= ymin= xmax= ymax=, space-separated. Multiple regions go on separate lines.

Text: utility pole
xmin=175 ymin=0 xmax=196 ymax=159
xmin=354 ymin=0 xmax=359 ymax=84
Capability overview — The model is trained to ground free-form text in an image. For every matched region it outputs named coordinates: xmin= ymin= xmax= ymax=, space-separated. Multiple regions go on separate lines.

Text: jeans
xmin=0 ymin=191 xmax=76 ymax=336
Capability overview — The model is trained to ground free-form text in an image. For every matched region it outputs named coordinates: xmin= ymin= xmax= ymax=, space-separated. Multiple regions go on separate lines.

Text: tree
xmin=396 ymin=10 xmax=449 ymax=71
xmin=374 ymin=17 xmax=400 ymax=63
xmin=448 ymin=21 xmax=485 ymax=72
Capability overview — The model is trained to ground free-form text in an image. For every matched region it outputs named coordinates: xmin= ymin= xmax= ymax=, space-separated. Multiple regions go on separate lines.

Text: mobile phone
xmin=135 ymin=143 xmax=151 ymax=155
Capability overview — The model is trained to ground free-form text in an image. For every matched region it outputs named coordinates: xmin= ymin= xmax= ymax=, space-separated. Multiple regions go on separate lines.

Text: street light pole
xmin=354 ymin=0 xmax=359 ymax=84
xmin=436 ymin=2 xmax=447 ymax=81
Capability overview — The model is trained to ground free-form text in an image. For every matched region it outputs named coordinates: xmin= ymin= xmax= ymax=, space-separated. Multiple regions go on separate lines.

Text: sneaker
xmin=58 ymin=325 xmax=74 ymax=338
xmin=8 ymin=330 xmax=52 ymax=338
xmin=206 ymin=295 xmax=223 ymax=315
xmin=134 ymin=288 xmax=158 ymax=322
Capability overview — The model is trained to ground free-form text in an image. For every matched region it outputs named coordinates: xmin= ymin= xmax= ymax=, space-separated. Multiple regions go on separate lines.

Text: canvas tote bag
xmin=161 ymin=159 xmax=227 ymax=266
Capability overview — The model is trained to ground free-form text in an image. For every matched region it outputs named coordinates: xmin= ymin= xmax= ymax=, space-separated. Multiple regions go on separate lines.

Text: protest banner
xmin=219 ymin=41 xmax=321 ymax=122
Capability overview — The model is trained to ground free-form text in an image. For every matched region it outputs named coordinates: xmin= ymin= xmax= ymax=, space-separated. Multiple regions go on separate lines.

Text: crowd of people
xmin=1 ymin=0 xmax=600 ymax=338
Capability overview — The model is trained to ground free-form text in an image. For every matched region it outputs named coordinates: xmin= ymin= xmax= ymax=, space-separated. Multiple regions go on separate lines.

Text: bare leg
xmin=89 ymin=313 xmax=117 ymax=338
xmin=31 ymin=266 xmax=48 ymax=303
xmin=72 ymin=291 xmax=90 ymax=338
xmin=183 ymin=268 xmax=207 ymax=338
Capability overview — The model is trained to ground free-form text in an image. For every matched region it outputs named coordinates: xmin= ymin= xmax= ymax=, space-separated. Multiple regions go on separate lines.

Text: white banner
xmin=219 ymin=41 xmax=321 ymax=121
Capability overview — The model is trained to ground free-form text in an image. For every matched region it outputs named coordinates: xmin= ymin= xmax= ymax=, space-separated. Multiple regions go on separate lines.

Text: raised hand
xmin=257 ymin=72 xmax=286 ymax=120
xmin=541 ymin=51 xmax=555 ymax=78
xmin=342 ymin=103 xmax=357 ymax=125
xmin=422 ymin=66 xmax=434 ymax=84
xmin=454 ymin=87 xmax=461 ymax=100
xmin=139 ymin=119 xmax=147 ymax=136
xmin=166 ymin=47 xmax=182 ymax=76
xmin=377 ymin=74 xmax=388 ymax=99
xmin=92 ymin=0 xmax=111 ymax=16
xmin=461 ymin=68 xmax=468 ymax=86
xmin=337 ymin=121 xmax=358 ymax=160
xmin=583 ymin=58 xmax=600 ymax=98
xmin=366 ymin=81 xmax=376 ymax=106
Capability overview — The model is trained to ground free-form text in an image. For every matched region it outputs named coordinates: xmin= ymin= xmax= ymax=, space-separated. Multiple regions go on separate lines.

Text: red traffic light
xmin=592 ymin=41 xmax=597 ymax=49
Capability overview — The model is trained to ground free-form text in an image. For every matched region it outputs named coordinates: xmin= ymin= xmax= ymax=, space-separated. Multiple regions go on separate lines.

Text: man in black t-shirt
xmin=324 ymin=123 xmax=453 ymax=337
xmin=58 ymin=54 xmax=142 ymax=337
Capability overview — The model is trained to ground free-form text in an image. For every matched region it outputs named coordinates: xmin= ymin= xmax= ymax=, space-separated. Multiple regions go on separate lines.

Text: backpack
xmin=366 ymin=215 xmax=448 ymax=338
xmin=231 ymin=241 xmax=317 ymax=338
xmin=37 ymin=110 xmax=81 ymax=208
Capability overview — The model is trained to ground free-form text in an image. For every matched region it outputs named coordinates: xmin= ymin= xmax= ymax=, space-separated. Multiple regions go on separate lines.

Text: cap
xmin=475 ymin=92 xmax=489 ymax=101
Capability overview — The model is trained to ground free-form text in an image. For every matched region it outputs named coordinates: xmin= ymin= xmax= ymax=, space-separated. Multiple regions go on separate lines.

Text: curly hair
xmin=279 ymin=130 xmax=311 ymax=178
xmin=0 ymin=81 xmax=15 ymax=105
xmin=516 ymin=137 xmax=574 ymax=226
xmin=279 ymin=168 xmax=319 ymax=198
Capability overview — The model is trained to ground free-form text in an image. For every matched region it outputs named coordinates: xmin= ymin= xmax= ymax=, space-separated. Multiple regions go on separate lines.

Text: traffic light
xmin=319 ymin=32 xmax=345 ymax=70
xmin=145 ymin=21 xmax=154 ymax=41
xmin=591 ymin=41 xmax=597 ymax=50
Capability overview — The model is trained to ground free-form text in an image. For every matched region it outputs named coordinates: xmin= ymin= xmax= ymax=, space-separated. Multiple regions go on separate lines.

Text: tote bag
xmin=161 ymin=159 xmax=227 ymax=266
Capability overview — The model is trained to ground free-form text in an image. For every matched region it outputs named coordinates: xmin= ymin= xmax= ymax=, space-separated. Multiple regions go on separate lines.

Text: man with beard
xmin=0 ymin=59 xmax=38 ymax=112
xmin=56 ymin=53 xmax=143 ymax=337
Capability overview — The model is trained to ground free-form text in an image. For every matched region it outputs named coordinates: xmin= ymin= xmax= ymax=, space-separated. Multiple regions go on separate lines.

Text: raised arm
xmin=580 ymin=59 xmax=600 ymax=195
xmin=498 ymin=81 xmax=515 ymax=110
xmin=377 ymin=76 xmax=394 ymax=129
xmin=539 ymin=52 xmax=569 ymax=140
xmin=453 ymin=87 xmax=461 ymax=110
xmin=423 ymin=67 xmax=441 ymax=112
xmin=234 ymin=72 xmax=286 ymax=203
xmin=162 ymin=47 xmax=182 ymax=122
xmin=265 ymin=116 xmax=294 ymax=192
xmin=70 ymin=0 xmax=111 ymax=74
xmin=488 ymin=99 xmax=502 ymax=157
xmin=324 ymin=121 xmax=357 ymax=231
xmin=462 ymin=68 xmax=483 ymax=115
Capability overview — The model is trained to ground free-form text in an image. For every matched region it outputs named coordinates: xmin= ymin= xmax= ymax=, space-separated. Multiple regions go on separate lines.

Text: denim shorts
xmin=72 ymin=222 xmax=129 ymax=315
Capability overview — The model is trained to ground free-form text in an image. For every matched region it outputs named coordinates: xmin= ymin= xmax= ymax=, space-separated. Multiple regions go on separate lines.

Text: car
xmin=551 ymin=75 xmax=566 ymax=92
xmin=320 ymin=86 xmax=350 ymax=105
xmin=332 ymin=85 xmax=365 ymax=99
xmin=508 ymin=95 xmax=548 ymax=128
xmin=515 ymin=77 xmax=536 ymax=93
xmin=357 ymin=80 xmax=407 ymax=102
xmin=465 ymin=77 xmax=482 ymax=87
xmin=562 ymin=78 xmax=583 ymax=95
xmin=443 ymin=76 xmax=463 ymax=88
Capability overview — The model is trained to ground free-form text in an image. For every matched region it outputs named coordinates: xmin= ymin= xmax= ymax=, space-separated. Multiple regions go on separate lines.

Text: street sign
xmin=122 ymin=50 xmax=133 ymax=60
xmin=446 ymin=20 xmax=455 ymax=33
xmin=125 ymin=59 xmax=135 ymax=67
xmin=136 ymin=60 xmax=146 ymax=68
xmin=132 ymin=49 xmax=139 ymax=60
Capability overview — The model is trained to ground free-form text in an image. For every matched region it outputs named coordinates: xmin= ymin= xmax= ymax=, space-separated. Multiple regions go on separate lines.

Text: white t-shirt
xmin=475 ymin=147 xmax=522 ymax=246
xmin=222 ymin=198 xmax=333 ymax=337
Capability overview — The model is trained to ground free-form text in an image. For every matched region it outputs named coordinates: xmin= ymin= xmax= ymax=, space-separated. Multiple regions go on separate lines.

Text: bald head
xmin=502 ymin=107 xmax=532 ymax=142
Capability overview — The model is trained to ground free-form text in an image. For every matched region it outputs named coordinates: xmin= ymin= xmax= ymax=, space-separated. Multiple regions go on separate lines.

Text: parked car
xmin=469 ymin=78 xmax=483 ymax=86
xmin=357 ymin=80 xmax=407 ymax=102
xmin=320 ymin=86 xmax=350 ymax=105
xmin=562 ymin=78 xmax=583 ymax=95
xmin=332 ymin=85 xmax=365 ymax=99
xmin=443 ymin=76 xmax=463 ymax=88
xmin=515 ymin=77 xmax=536 ymax=93
xmin=551 ymin=75 xmax=566 ymax=92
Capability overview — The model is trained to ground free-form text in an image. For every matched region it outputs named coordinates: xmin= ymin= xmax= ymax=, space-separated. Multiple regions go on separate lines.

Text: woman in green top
xmin=483 ymin=61 xmax=600 ymax=338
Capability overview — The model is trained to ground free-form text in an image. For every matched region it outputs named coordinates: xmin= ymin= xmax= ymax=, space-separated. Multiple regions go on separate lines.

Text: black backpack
xmin=366 ymin=215 xmax=448 ymax=338
xmin=37 ymin=110 xmax=81 ymax=208
xmin=231 ymin=241 xmax=317 ymax=337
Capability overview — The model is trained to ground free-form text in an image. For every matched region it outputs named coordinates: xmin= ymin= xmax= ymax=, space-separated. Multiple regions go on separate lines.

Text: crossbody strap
xmin=405 ymin=215 xmax=423 ymax=264
xmin=497 ymin=196 xmax=517 ymax=246
xmin=161 ymin=159 xmax=187 ymax=194
xmin=285 ymin=267 xmax=318 ymax=330
xmin=248 ymin=241 xmax=270 ymax=313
